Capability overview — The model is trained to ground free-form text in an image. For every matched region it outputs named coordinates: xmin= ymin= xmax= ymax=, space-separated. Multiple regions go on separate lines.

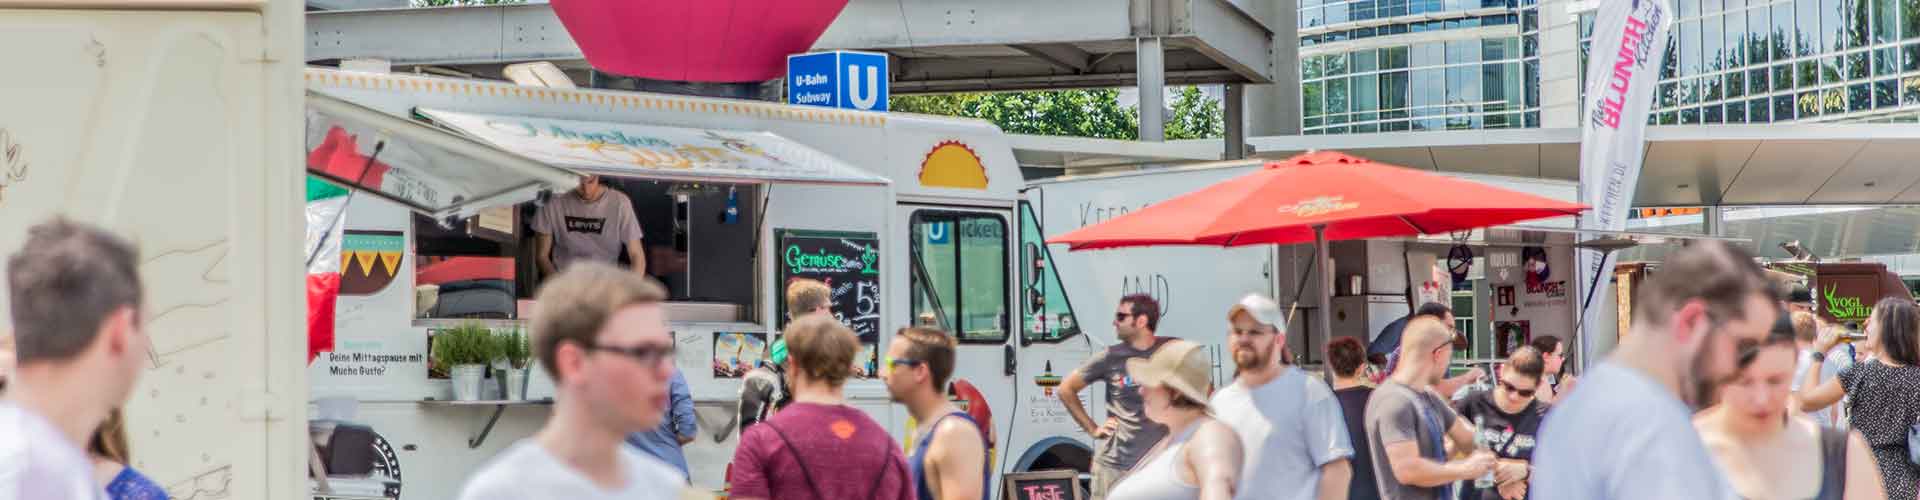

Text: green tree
xmin=1165 ymin=86 xmax=1225 ymax=140
xmin=891 ymin=86 xmax=1223 ymax=140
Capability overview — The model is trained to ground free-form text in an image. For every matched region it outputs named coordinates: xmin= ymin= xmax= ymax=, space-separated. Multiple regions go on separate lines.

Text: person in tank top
xmin=1105 ymin=340 xmax=1244 ymax=500
xmin=1699 ymin=309 xmax=1884 ymax=500
xmin=884 ymin=327 xmax=988 ymax=500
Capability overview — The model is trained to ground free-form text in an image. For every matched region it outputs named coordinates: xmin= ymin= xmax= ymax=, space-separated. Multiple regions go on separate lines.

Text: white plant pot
xmin=451 ymin=364 xmax=486 ymax=401
xmin=505 ymin=368 xmax=529 ymax=401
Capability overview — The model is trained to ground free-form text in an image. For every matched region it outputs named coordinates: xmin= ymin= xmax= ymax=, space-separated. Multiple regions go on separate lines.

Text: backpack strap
xmin=763 ymin=421 xmax=829 ymax=500
xmin=1819 ymin=427 xmax=1848 ymax=500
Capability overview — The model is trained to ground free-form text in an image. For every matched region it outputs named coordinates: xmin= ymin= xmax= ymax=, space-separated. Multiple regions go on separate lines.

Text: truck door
xmin=901 ymin=205 xmax=1016 ymax=482
xmin=1005 ymin=199 xmax=1098 ymax=477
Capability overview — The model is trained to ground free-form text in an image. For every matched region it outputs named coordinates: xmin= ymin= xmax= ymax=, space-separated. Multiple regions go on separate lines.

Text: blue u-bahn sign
xmin=786 ymin=50 xmax=889 ymax=112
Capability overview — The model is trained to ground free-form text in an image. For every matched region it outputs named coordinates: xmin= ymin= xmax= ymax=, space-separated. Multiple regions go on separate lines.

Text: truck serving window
xmin=910 ymin=211 xmax=1009 ymax=343
xmin=1018 ymin=201 xmax=1081 ymax=343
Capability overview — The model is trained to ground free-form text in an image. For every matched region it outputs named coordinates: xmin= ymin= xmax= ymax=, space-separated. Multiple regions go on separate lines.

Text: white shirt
xmin=457 ymin=439 xmax=686 ymax=500
xmin=1530 ymin=362 xmax=1737 ymax=500
xmin=1210 ymin=367 xmax=1354 ymax=500
xmin=0 ymin=402 xmax=103 ymax=500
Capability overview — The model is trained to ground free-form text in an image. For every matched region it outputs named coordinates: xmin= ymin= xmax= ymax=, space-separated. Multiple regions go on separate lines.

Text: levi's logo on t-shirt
xmin=564 ymin=216 xmax=606 ymax=234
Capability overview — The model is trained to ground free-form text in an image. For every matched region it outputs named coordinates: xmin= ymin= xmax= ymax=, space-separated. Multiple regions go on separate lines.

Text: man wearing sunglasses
xmin=1450 ymin=347 xmax=1547 ymax=500
xmin=1060 ymin=294 xmax=1175 ymax=499
xmin=884 ymin=327 xmax=988 ymax=500
xmin=458 ymin=263 xmax=684 ymax=500
xmin=1530 ymin=241 xmax=1775 ymax=500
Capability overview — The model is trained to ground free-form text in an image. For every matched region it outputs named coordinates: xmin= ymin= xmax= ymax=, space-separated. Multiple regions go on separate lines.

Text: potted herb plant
xmin=433 ymin=322 xmax=495 ymax=401
xmin=499 ymin=328 xmax=532 ymax=401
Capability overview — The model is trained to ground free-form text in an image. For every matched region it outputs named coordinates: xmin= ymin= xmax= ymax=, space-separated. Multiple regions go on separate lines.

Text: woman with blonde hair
xmin=91 ymin=409 xmax=168 ymax=499
xmin=1104 ymin=340 xmax=1244 ymax=500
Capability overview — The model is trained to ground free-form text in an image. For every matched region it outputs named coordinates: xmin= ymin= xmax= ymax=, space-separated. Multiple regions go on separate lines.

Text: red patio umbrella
xmin=1050 ymin=151 xmax=1587 ymax=250
xmin=1047 ymin=150 xmax=1587 ymax=343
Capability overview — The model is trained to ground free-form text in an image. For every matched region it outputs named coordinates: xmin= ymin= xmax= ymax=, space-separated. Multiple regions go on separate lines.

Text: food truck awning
xmin=307 ymin=92 xmax=583 ymax=220
xmin=416 ymin=109 xmax=890 ymax=186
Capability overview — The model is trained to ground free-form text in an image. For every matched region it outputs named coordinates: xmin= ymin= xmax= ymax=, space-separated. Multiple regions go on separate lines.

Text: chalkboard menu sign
xmin=1003 ymin=469 xmax=1081 ymax=500
xmin=776 ymin=230 xmax=882 ymax=374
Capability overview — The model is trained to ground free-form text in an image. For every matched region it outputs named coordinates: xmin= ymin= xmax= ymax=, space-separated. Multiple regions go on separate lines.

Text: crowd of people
xmin=9 ymin=218 xmax=1920 ymax=500
xmin=1057 ymin=239 xmax=1919 ymax=500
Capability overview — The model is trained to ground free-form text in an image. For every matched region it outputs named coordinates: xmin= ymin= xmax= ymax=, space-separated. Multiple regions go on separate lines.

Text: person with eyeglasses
xmin=1059 ymin=294 xmax=1177 ymax=499
xmin=729 ymin=315 xmax=912 ymax=500
xmin=458 ymin=263 xmax=686 ymax=500
xmin=1530 ymin=241 xmax=1776 ymax=500
xmin=884 ymin=327 xmax=989 ymax=500
xmin=1449 ymin=347 xmax=1548 ymax=500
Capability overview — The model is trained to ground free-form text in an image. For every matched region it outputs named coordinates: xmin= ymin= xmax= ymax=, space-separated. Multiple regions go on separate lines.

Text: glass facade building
xmin=1299 ymin=0 xmax=1544 ymax=134
xmin=1580 ymin=0 xmax=1920 ymax=125
xmin=1306 ymin=0 xmax=1920 ymax=134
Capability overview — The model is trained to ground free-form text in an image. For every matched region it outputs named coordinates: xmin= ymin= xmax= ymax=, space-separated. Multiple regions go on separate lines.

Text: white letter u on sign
xmin=847 ymin=65 xmax=880 ymax=110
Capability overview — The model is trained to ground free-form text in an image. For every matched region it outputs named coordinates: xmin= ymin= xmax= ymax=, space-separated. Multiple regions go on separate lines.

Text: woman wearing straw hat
xmin=1106 ymin=340 xmax=1245 ymax=500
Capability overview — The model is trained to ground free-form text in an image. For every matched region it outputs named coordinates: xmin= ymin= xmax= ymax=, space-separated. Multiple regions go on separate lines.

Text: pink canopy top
xmin=549 ymin=0 xmax=854 ymax=83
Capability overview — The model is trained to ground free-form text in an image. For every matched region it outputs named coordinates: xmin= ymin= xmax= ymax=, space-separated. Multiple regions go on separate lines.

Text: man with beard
xmin=1365 ymin=317 xmax=1496 ymax=500
xmin=1529 ymin=241 xmax=1776 ymax=499
xmin=1209 ymin=294 xmax=1354 ymax=500
xmin=1060 ymin=294 xmax=1175 ymax=499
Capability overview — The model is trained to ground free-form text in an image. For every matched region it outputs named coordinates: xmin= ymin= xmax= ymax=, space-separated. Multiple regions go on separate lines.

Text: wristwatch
xmin=1810 ymin=351 xmax=1826 ymax=362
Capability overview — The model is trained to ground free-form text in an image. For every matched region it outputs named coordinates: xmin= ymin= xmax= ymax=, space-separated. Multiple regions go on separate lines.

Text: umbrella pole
xmin=1315 ymin=224 xmax=1334 ymax=358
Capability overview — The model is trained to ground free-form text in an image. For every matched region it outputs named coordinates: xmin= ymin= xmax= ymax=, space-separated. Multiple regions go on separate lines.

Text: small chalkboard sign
xmin=775 ymin=229 xmax=881 ymax=337
xmin=1003 ymin=469 xmax=1082 ymax=500
xmin=775 ymin=229 xmax=882 ymax=375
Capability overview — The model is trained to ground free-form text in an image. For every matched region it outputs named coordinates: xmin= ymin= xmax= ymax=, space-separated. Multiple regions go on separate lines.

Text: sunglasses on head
xmin=1500 ymin=380 xmax=1536 ymax=398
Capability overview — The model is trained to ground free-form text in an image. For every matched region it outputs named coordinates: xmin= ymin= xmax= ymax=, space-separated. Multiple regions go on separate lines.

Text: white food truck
xmin=294 ymin=65 xmax=1140 ymax=499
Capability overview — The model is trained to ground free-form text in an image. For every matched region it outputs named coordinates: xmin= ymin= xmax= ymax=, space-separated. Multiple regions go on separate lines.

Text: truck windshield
xmin=910 ymin=210 xmax=1010 ymax=343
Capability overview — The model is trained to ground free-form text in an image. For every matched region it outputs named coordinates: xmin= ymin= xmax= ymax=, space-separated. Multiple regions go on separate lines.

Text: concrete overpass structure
xmin=305 ymin=0 xmax=1293 ymax=142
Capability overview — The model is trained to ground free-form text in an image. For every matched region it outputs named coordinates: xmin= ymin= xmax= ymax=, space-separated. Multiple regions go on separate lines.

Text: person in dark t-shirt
xmin=1327 ymin=337 xmax=1382 ymax=500
xmin=1451 ymin=347 xmax=1548 ymax=500
xmin=1059 ymin=294 xmax=1175 ymax=498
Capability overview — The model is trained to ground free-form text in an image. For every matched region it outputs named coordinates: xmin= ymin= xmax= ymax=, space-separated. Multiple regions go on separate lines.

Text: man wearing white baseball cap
xmin=1104 ymin=340 xmax=1245 ymax=500
xmin=1209 ymin=294 xmax=1355 ymax=500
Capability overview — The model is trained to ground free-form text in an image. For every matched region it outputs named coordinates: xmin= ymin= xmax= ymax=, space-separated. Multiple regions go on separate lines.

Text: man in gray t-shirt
xmin=1365 ymin=316 xmax=1493 ymax=500
xmin=1060 ymin=295 xmax=1172 ymax=499
xmin=532 ymin=176 xmax=646 ymax=277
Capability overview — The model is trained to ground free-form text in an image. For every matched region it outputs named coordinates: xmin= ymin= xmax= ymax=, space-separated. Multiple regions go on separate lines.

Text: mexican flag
xmin=306 ymin=175 xmax=349 ymax=364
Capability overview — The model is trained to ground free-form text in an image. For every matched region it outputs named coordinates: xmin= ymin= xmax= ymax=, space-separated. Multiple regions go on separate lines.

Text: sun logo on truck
xmin=919 ymin=141 xmax=989 ymax=190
